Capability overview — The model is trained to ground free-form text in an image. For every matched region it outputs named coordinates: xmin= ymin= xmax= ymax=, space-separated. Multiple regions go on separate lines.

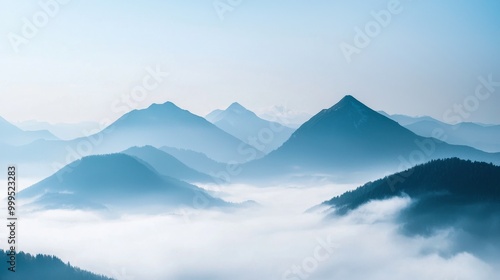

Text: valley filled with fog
xmin=3 ymin=181 xmax=497 ymax=280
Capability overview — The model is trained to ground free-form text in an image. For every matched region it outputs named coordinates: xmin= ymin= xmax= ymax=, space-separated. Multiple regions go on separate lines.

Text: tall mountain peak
xmin=300 ymin=95 xmax=377 ymax=132
xmin=226 ymin=102 xmax=252 ymax=115
xmin=329 ymin=95 xmax=369 ymax=112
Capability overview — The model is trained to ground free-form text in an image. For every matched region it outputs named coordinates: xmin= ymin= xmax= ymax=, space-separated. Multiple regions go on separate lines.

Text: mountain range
xmin=381 ymin=112 xmax=500 ymax=153
xmin=159 ymin=146 xmax=226 ymax=175
xmin=3 ymin=95 xmax=499 ymax=184
xmin=0 ymin=102 xmax=263 ymax=178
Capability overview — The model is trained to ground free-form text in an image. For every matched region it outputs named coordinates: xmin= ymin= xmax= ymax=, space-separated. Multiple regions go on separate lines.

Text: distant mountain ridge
xmin=0 ymin=102 xmax=263 ymax=179
xmin=382 ymin=112 xmax=500 ymax=152
xmin=405 ymin=120 xmax=500 ymax=153
xmin=0 ymin=116 xmax=59 ymax=146
xmin=3 ymin=97 xmax=499 ymax=181
xmin=16 ymin=120 xmax=100 ymax=140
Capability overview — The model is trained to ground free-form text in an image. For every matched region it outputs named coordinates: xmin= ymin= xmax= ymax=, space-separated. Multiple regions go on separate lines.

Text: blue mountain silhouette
xmin=241 ymin=95 xmax=500 ymax=181
xmin=0 ymin=116 xmax=58 ymax=145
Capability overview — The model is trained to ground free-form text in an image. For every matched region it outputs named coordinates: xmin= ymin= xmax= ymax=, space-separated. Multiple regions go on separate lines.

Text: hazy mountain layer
xmin=83 ymin=102 xmax=261 ymax=163
xmin=206 ymin=102 xmax=295 ymax=153
xmin=0 ymin=116 xmax=58 ymax=146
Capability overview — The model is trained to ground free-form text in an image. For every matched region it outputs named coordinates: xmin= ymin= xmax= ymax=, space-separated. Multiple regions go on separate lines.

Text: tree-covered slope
xmin=0 ymin=250 xmax=113 ymax=280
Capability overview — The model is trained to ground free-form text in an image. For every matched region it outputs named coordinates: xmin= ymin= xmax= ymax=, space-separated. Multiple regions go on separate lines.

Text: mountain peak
xmin=308 ymin=95 xmax=374 ymax=125
xmin=335 ymin=95 xmax=364 ymax=108
xmin=147 ymin=101 xmax=181 ymax=111
xmin=129 ymin=101 xmax=195 ymax=120
xmin=226 ymin=102 xmax=249 ymax=113
xmin=340 ymin=94 xmax=356 ymax=101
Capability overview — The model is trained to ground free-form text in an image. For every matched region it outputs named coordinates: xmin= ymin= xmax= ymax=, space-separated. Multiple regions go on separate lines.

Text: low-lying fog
xmin=1 ymin=181 xmax=498 ymax=280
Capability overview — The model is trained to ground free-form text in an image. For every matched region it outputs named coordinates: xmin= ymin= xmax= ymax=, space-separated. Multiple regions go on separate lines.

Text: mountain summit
xmin=226 ymin=102 xmax=249 ymax=114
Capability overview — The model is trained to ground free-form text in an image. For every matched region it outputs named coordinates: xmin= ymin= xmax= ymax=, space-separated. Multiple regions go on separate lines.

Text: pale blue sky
xmin=0 ymin=0 xmax=499 ymax=124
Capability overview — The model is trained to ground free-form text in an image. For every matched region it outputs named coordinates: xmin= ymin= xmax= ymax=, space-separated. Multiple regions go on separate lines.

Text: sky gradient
xmin=0 ymin=0 xmax=499 ymax=124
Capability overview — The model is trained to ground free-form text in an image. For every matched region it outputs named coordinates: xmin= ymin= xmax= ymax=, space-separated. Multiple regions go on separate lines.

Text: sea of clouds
xmin=1 ymin=182 xmax=498 ymax=280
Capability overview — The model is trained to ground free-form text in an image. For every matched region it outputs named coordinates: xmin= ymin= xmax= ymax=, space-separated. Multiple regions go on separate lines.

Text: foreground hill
xmin=206 ymin=102 xmax=295 ymax=153
xmin=19 ymin=154 xmax=228 ymax=211
xmin=0 ymin=102 xmax=261 ymax=179
xmin=322 ymin=158 xmax=500 ymax=258
xmin=16 ymin=120 xmax=100 ymax=140
xmin=0 ymin=250 xmax=112 ymax=280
